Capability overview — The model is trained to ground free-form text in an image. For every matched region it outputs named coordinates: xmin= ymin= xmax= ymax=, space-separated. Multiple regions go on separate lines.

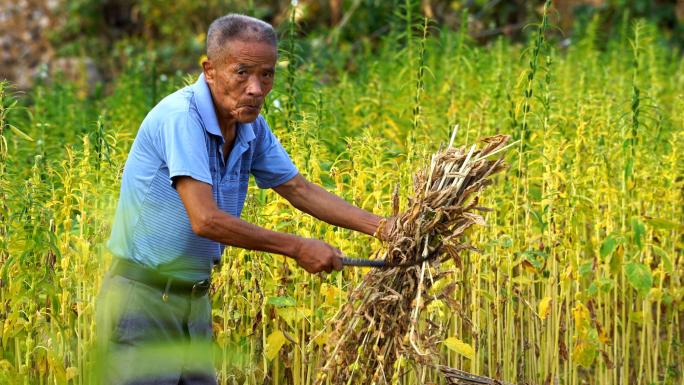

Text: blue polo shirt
xmin=107 ymin=73 xmax=298 ymax=280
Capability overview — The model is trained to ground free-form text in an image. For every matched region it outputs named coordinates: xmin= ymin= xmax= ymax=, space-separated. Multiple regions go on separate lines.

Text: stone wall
xmin=0 ymin=0 xmax=59 ymax=88
xmin=0 ymin=0 xmax=101 ymax=90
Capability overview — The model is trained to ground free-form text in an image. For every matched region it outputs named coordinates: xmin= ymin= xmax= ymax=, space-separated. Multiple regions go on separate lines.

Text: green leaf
xmin=46 ymin=231 xmax=63 ymax=260
xmin=643 ymin=216 xmax=683 ymax=231
xmin=624 ymin=262 xmax=653 ymax=296
xmin=530 ymin=209 xmax=547 ymax=231
xmin=522 ymin=249 xmax=547 ymax=271
xmin=528 ymin=185 xmax=542 ymax=201
xmin=477 ymin=289 xmax=495 ymax=303
xmin=651 ymin=246 xmax=673 ymax=274
xmin=267 ymin=296 xmax=296 ymax=308
xmin=579 ymin=262 xmax=594 ymax=278
xmin=499 ymin=235 xmax=513 ymax=249
xmin=609 ymin=245 xmax=624 ymax=276
xmin=631 ymin=217 xmax=645 ymax=249
xmin=599 ymin=235 xmax=617 ymax=260
xmin=623 ymin=157 xmax=634 ymax=179
xmin=8 ymin=124 xmax=34 ymax=142
xmin=597 ymin=277 xmax=614 ymax=293
xmin=587 ymin=282 xmax=598 ymax=296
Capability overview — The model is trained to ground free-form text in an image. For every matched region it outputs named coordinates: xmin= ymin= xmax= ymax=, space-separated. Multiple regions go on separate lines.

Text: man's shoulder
xmin=141 ymin=85 xmax=202 ymax=134
xmin=252 ymin=114 xmax=271 ymax=137
xmin=148 ymin=85 xmax=196 ymax=121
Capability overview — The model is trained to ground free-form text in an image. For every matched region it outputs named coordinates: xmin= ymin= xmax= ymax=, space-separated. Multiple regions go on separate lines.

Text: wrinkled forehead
xmin=212 ymin=35 xmax=278 ymax=64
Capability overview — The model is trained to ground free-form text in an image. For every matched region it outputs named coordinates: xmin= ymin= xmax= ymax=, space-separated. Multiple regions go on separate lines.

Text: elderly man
xmin=96 ymin=13 xmax=390 ymax=385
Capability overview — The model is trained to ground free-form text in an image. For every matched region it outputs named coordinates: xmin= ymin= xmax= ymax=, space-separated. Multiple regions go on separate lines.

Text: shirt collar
xmin=193 ymin=73 xmax=256 ymax=145
xmin=237 ymin=119 xmax=256 ymax=145
xmin=192 ymin=73 xmax=222 ymax=137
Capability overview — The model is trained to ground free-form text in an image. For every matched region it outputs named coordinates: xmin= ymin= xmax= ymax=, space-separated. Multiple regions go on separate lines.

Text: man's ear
xmin=202 ymin=58 xmax=215 ymax=83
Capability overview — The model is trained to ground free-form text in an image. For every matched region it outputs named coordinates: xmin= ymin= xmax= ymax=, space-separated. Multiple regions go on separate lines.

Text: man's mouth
xmin=241 ymin=105 xmax=260 ymax=113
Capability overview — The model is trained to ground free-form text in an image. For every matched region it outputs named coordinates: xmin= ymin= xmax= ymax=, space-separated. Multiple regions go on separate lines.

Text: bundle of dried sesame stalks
xmin=316 ymin=131 xmax=513 ymax=385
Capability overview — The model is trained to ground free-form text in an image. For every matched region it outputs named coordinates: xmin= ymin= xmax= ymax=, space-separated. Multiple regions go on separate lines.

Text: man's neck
xmin=220 ymin=120 xmax=236 ymax=141
xmin=207 ymin=90 xmax=236 ymax=140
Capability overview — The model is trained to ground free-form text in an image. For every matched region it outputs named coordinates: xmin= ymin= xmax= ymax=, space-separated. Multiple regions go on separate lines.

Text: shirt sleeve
xmin=251 ymin=117 xmax=299 ymax=189
xmin=154 ymin=113 xmax=213 ymax=188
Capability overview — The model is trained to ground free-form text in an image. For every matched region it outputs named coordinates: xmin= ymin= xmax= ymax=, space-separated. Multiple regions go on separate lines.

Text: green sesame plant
xmin=0 ymin=6 xmax=682 ymax=385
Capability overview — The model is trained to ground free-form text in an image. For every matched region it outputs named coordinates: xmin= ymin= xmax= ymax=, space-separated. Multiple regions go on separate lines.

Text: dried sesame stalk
xmin=316 ymin=131 xmax=513 ymax=384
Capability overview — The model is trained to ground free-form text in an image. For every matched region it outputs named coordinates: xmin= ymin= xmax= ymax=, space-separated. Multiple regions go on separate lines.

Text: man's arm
xmin=175 ymin=176 xmax=343 ymax=273
xmin=272 ymin=174 xmax=391 ymax=239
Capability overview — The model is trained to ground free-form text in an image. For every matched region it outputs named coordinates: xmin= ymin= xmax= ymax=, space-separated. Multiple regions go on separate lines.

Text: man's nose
xmin=246 ymin=76 xmax=264 ymax=97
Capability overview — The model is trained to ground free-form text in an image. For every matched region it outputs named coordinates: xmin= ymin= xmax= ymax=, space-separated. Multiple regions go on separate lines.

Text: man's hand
xmin=293 ymin=238 xmax=343 ymax=273
xmin=376 ymin=216 xmax=398 ymax=242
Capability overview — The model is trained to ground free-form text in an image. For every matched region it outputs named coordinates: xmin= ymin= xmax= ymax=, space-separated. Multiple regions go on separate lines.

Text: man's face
xmin=203 ymin=40 xmax=277 ymax=125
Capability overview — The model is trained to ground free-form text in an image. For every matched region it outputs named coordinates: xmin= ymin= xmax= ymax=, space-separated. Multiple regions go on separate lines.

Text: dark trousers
xmin=95 ymin=267 xmax=217 ymax=385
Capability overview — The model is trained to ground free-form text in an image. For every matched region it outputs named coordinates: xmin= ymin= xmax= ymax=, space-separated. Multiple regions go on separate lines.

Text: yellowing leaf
xmin=443 ymin=337 xmax=475 ymax=359
xmin=428 ymin=277 xmax=450 ymax=296
xmin=265 ymin=330 xmax=289 ymax=361
xmin=313 ymin=331 xmax=329 ymax=347
xmin=511 ymin=275 xmax=534 ymax=285
xmin=320 ymin=283 xmax=344 ymax=306
xmin=598 ymin=327 xmax=611 ymax=345
xmin=562 ymin=265 xmax=574 ymax=281
xmin=521 ymin=259 xmax=538 ymax=274
xmin=65 ymin=367 xmax=78 ymax=380
xmin=276 ymin=307 xmax=312 ymax=328
xmin=629 ymin=311 xmax=644 ymax=325
xmin=572 ymin=302 xmax=590 ymax=331
xmin=426 ymin=300 xmax=446 ymax=318
xmin=0 ymin=359 xmax=14 ymax=372
xmin=538 ymin=296 xmax=552 ymax=320
xmin=572 ymin=341 xmax=597 ymax=368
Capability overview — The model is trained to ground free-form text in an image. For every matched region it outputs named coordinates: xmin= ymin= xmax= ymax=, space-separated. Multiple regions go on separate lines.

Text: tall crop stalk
xmin=625 ymin=21 xmax=644 ymax=202
xmin=402 ymin=0 xmax=415 ymax=68
xmin=393 ymin=0 xmax=423 ymax=165
xmin=513 ymin=0 xmax=551 ymax=245
xmin=0 ymin=82 xmax=11 ymax=368
xmin=408 ymin=17 xmax=429 ymax=165
xmin=90 ymin=115 xmax=113 ymax=175
xmin=282 ymin=4 xmax=301 ymax=131
xmin=537 ymin=31 xmax=555 ymax=385
xmin=509 ymin=5 xmax=551 ymax=381
xmin=0 ymin=81 xmax=11 ymax=265
xmin=623 ymin=21 xmax=642 ymax=383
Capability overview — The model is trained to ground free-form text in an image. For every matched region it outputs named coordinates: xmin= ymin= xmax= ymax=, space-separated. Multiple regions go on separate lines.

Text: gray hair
xmin=206 ymin=14 xmax=277 ymax=63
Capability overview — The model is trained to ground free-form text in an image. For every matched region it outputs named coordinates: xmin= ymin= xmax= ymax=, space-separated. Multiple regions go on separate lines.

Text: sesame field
xmin=1 ymin=6 xmax=683 ymax=385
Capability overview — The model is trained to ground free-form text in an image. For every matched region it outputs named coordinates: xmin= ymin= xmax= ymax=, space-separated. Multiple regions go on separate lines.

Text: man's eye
xmin=237 ymin=70 xmax=247 ymax=75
